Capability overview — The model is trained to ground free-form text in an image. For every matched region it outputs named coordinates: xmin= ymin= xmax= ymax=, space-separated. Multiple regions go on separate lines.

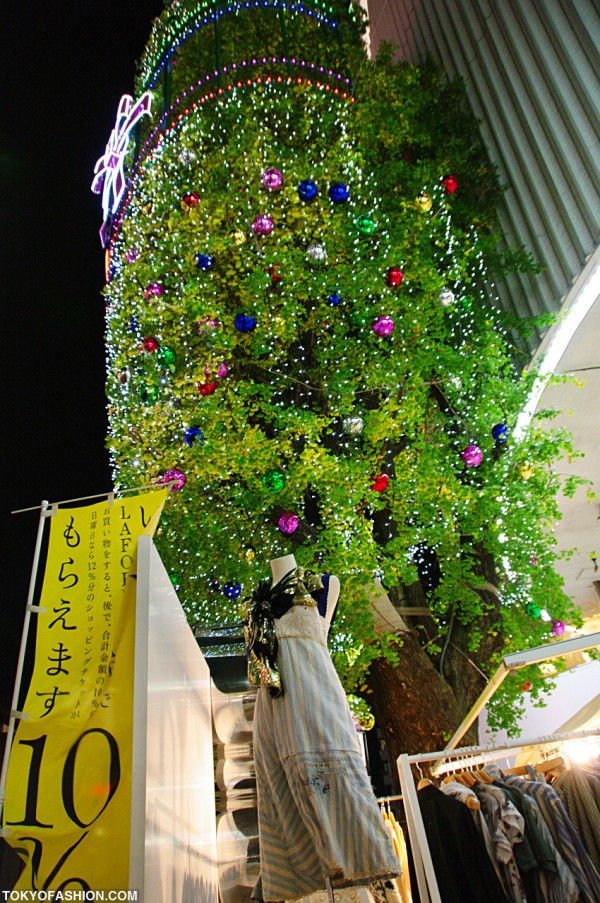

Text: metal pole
xmin=438 ymin=631 xmax=600 ymax=760
xmin=397 ymin=754 xmax=438 ymax=903
xmin=0 ymin=500 xmax=51 ymax=826
xmin=11 ymin=481 xmax=170 ymax=514
xmin=406 ymin=727 xmax=600 ymax=771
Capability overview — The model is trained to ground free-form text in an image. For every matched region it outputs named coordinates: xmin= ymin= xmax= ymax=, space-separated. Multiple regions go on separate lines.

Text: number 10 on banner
xmin=6 ymin=728 xmax=122 ymax=890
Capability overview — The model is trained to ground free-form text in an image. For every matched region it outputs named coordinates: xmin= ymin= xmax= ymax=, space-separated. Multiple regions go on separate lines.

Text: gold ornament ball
xmin=417 ymin=193 xmax=433 ymax=212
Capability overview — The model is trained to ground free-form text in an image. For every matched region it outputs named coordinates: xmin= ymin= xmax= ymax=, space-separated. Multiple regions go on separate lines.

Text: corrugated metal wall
xmin=367 ymin=0 xmax=600 ymax=346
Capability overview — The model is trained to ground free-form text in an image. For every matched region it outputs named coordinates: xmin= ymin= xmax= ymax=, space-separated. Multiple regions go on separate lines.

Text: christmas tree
xmin=98 ymin=0 xmax=583 ymax=750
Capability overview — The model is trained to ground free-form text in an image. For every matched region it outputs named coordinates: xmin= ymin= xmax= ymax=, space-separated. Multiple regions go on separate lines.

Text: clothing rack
xmin=396 ymin=727 xmax=600 ymax=903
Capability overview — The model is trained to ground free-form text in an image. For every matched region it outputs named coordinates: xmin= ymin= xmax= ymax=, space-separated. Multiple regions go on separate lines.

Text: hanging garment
xmin=297 ymin=888 xmax=375 ymax=902
xmin=554 ymin=766 xmax=600 ymax=876
xmin=580 ymin=761 xmax=600 ymax=812
xmin=486 ymin=773 xmax=579 ymax=903
xmin=388 ymin=813 xmax=412 ymax=903
xmin=381 ymin=809 xmax=412 ymax=903
xmin=440 ymin=780 xmax=525 ymax=903
xmin=251 ymin=570 xmax=401 ymax=902
xmin=468 ymin=782 xmax=527 ymax=903
xmin=417 ymin=783 xmax=510 ymax=903
xmin=503 ymin=772 xmax=600 ymax=903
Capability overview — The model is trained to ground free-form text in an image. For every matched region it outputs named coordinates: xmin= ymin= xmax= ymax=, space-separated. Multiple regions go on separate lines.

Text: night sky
xmin=2 ymin=2 xmax=165 ymax=726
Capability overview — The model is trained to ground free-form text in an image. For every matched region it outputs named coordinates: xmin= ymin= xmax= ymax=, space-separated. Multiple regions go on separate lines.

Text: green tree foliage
xmin=102 ymin=0 xmax=585 ymax=732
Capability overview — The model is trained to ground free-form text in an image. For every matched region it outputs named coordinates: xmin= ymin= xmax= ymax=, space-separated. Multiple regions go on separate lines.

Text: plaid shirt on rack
xmin=503 ymin=773 xmax=600 ymax=903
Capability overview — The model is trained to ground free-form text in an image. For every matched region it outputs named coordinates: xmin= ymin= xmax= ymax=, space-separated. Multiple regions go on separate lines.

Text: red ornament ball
xmin=197 ymin=380 xmax=218 ymax=395
xmin=269 ymin=265 xmax=283 ymax=285
xmin=142 ymin=337 xmax=160 ymax=353
xmin=385 ymin=267 xmax=404 ymax=288
xmin=182 ymin=191 xmax=200 ymax=208
xmin=371 ymin=474 xmax=389 ymax=492
xmin=442 ymin=174 xmax=458 ymax=194
xmin=522 ymin=682 xmax=532 ymax=692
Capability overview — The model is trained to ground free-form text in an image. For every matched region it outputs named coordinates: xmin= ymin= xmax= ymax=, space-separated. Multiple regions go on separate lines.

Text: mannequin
xmin=249 ymin=554 xmax=402 ymax=902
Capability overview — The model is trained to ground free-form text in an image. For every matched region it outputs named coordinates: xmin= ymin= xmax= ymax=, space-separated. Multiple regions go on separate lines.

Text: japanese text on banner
xmin=3 ymin=489 xmax=167 ymax=891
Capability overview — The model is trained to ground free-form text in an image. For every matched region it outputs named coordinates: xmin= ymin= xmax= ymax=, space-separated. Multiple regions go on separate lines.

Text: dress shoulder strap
xmin=314 ymin=573 xmax=330 ymax=618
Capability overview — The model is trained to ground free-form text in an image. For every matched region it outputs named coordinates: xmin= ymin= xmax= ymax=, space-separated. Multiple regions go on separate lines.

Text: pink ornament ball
xmin=551 ymin=619 xmax=566 ymax=637
xmin=253 ymin=214 xmax=274 ymax=236
xmin=197 ymin=316 xmax=219 ymax=335
xmin=461 ymin=444 xmax=483 ymax=467
xmin=262 ymin=168 xmax=284 ymax=190
xmin=161 ymin=468 xmax=187 ymax=491
xmin=373 ymin=315 xmax=394 ymax=336
xmin=144 ymin=282 xmax=165 ymax=300
xmin=278 ymin=512 xmax=299 ymax=534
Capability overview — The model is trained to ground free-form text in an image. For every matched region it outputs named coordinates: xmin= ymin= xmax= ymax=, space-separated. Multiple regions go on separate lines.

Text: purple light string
xmin=143 ymin=1 xmax=338 ymax=90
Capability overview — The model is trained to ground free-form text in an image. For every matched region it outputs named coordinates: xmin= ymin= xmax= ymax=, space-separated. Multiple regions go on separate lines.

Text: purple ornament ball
xmin=551 ymin=619 xmax=566 ymax=637
xmin=253 ymin=214 xmax=274 ymax=236
xmin=461 ymin=444 xmax=483 ymax=467
xmin=144 ymin=282 xmax=165 ymax=300
xmin=373 ymin=315 xmax=394 ymax=336
xmin=161 ymin=468 xmax=187 ymax=491
xmin=278 ymin=512 xmax=300 ymax=534
xmin=262 ymin=168 xmax=283 ymax=190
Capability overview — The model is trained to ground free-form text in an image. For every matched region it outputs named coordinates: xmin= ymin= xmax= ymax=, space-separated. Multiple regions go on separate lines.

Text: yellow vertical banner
xmin=3 ymin=489 xmax=167 ymax=891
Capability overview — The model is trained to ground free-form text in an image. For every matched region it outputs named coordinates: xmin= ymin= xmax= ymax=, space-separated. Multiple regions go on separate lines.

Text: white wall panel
xmin=131 ymin=537 xmax=218 ymax=902
xmin=367 ymin=0 xmax=600 ymax=346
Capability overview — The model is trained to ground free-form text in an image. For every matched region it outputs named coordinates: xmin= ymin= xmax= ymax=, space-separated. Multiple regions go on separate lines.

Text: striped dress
xmin=251 ymin=578 xmax=402 ymax=902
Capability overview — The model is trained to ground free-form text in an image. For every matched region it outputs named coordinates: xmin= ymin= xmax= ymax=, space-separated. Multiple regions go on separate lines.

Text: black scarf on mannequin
xmin=241 ymin=566 xmax=323 ymax=697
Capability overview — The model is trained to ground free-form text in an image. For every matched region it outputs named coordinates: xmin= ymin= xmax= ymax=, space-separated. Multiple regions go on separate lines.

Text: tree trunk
xmin=366 ymin=543 xmax=505 ymax=783
xmin=366 ymin=631 xmax=464 ymax=788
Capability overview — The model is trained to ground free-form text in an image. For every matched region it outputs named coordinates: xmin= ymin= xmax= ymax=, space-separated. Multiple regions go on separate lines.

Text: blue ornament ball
xmin=223 ymin=582 xmax=242 ymax=600
xmin=327 ymin=292 xmax=342 ymax=306
xmin=235 ymin=313 xmax=257 ymax=333
xmin=329 ymin=182 xmax=349 ymax=203
xmin=196 ymin=253 xmax=215 ymax=271
xmin=492 ymin=422 xmax=509 ymax=442
xmin=183 ymin=426 xmax=205 ymax=447
xmin=298 ymin=179 xmax=318 ymax=202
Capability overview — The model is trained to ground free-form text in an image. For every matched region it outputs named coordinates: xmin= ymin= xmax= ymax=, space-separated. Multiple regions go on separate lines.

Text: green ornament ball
xmin=262 ymin=468 xmax=286 ymax=492
xmin=525 ymin=601 xmax=541 ymax=618
xmin=157 ymin=346 xmax=177 ymax=370
xmin=139 ymin=384 xmax=160 ymax=405
xmin=355 ymin=214 xmax=377 ymax=235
